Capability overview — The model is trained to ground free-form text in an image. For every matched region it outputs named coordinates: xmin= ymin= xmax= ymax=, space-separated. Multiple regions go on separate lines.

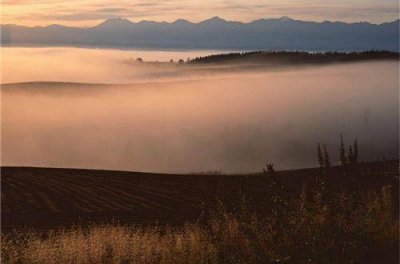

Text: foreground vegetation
xmin=2 ymin=172 xmax=398 ymax=263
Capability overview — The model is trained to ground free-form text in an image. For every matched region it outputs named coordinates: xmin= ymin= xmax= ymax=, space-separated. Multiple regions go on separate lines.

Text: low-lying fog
xmin=1 ymin=48 xmax=399 ymax=173
xmin=1 ymin=47 xmax=232 ymax=84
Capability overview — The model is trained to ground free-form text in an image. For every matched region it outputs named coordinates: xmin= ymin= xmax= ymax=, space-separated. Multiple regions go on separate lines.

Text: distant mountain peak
xmin=210 ymin=16 xmax=225 ymax=21
xmin=200 ymin=16 xmax=226 ymax=24
xmin=95 ymin=17 xmax=134 ymax=29
xmin=137 ymin=20 xmax=168 ymax=26
xmin=45 ymin=24 xmax=67 ymax=29
xmin=279 ymin=16 xmax=294 ymax=22
xmin=172 ymin=19 xmax=193 ymax=25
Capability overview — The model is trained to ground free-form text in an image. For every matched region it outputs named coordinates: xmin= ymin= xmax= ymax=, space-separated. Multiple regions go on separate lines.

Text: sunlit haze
xmin=1 ymin=48 xmax=398 ymax=173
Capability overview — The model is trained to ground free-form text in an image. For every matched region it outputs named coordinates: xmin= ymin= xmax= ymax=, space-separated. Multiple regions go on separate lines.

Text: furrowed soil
xmin=1 ymin=160 xmax=398 ymax=230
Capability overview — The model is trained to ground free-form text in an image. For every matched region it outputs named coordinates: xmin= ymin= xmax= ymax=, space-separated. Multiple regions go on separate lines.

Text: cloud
xmin=96 ymin=8 xmax=128 ymax=13
xmin=21 ymin=8 xmax=184 ymax=23
xmin=41 ymin=13 xmax=119 ymax=22
xmin=2 ymin=0 xmax=82 ymax=5
xmin=2 ymin=0 xmax=399 ymax=26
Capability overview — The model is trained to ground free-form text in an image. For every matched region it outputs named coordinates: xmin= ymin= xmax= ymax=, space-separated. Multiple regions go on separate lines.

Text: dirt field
xmin=1 ymin=160 xmax=398 ymax=230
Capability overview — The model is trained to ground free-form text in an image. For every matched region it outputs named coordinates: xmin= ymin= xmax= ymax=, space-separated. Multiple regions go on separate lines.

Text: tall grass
xmin=2 ymin=181 xmax=398 ymax=264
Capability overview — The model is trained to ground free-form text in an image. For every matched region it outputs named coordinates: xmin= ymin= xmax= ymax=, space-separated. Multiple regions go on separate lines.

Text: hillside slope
xmin=1 ymin=161 xmax=398 ymax=229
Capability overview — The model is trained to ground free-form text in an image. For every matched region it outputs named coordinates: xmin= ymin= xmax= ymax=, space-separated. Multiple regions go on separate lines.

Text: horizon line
xmin=3 ymin=16 xmax=399 ymax=29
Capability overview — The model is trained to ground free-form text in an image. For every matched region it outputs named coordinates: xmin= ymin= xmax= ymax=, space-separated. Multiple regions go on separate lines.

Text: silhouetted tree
xmin=263 ymin=162 xmax=285 ymax=217
xmin=267 ymin=163 xmax=275 ymax=174
xmin=317 ymin=143 xmax=324 ymax=168
xmin=317 ymin=142 xmax=331 ymax=169
xmin=348 ymin=139 xmax=360 ymax=166
xmin=348 ymin=145 xmax=354 ymax=165
xmin=340 ymin=134 xmax=347 ymax=166
xmin=353 ymin=138 xmax=359 ymax=164
xmin=323 ymin=144 xmax=331 ymax=168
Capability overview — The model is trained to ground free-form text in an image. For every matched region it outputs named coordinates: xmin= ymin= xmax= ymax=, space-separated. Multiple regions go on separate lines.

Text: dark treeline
xmin=188 ymin=50 xmax=400 ymax=65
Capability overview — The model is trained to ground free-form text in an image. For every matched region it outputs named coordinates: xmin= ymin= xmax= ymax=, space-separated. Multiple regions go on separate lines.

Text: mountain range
xmin=2 ymin=17 xmax=399 ymax=51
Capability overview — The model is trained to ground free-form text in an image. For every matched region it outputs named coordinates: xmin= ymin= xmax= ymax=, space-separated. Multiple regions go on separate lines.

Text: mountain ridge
xmin=2 ymin=17 xmax=399 ymax=51
xmin=3 ymin=17 xmax=399 ymax=28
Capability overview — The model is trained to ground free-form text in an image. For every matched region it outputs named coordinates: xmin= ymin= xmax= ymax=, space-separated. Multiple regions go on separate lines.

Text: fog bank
xmin=1 ymin=48 xmax=398 ymax=173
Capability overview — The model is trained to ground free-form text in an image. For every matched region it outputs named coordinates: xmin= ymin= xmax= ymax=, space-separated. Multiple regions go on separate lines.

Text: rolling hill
xmin=2 ymin=160 xmax=398 ymax=230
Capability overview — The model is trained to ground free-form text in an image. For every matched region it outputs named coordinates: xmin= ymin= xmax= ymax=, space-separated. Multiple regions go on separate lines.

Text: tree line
xmin=189 ymin=50 xmax=399 ymax=64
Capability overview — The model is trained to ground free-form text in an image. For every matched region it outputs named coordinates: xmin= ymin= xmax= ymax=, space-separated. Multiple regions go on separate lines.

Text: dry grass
xmin=2 ymin=182 xmax=398 ymax=264
xmin=2 ymin=224 xmax=218 ymax=264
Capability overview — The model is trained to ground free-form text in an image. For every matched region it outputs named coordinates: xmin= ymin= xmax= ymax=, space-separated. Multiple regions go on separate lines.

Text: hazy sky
xmin=1 ymin=0 xmax=399 ymax=27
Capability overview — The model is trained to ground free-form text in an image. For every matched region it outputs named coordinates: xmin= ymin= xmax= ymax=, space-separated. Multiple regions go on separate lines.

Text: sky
xmin=1 ymin=0 xmax=399 ymax=27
